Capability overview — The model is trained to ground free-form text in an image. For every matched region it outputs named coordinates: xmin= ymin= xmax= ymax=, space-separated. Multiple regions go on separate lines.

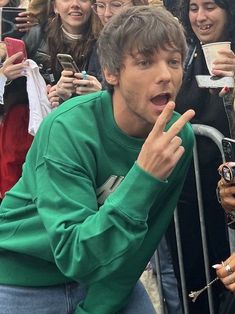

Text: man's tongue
xmin=151 ymin=94 xmax=168 ymax=106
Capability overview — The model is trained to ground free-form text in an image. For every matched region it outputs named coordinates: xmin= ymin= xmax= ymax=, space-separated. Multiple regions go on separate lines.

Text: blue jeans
xmin=0 ymin=280 xmax=156 ymax=314
xmin=152 ymin=236 xmax=183 ymax=314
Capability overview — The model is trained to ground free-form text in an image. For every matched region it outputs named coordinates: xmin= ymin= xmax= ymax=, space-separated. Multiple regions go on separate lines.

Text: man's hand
xmin=15 ymin=11 xmax=39 ymax=32
xmin=137 ymin=101 xmax=195 ymax=180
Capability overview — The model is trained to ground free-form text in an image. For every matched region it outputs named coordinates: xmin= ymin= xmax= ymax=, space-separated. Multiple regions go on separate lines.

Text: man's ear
xmin=103 ymin=68 xmax=119 ymax=86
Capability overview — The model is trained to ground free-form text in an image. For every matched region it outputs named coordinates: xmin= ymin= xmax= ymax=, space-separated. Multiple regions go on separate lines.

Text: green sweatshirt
xmin=0 ymin=91 xmax=194 ymax=313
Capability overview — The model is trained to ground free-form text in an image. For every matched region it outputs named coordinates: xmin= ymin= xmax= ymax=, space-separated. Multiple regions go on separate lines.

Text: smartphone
xmin=220 ymin=138 xmax=235 ymax=228
xmin=0 ymin=7 xmax=26 ymax=40
xmin=57 ymin=54 xmax=80 ymax=73
xmin=222 ymin=138 xmax=235 ymax=162
xmin=4 ymin=37 xmax=27 ymax=64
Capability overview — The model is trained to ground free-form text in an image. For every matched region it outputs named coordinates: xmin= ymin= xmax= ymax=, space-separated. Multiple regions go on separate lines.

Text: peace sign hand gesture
xmin=137 ymin=101 xmax=195 ymax=180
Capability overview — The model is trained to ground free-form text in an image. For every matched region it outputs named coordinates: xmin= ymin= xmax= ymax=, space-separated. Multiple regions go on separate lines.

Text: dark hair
xmin=98 ymin=6 xmax=187 ymax=73
xmin=163 ymin=0 xmax=180 ymax=15
xmin=178 ymin=0 xmax=235 ymax=43
xmin=4 ymin=0 xmax=20 ymax=7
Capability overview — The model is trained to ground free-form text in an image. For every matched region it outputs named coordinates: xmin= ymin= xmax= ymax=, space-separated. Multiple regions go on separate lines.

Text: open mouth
xmin=151 ymin=93 xmax=171 ymax=106
xmin=69 ymin=12 xmax=83 ymax=16
xmin=198 ymin=24 xmax=212 ymax=31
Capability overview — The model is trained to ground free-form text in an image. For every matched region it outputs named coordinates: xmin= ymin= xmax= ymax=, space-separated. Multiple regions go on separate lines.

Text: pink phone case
xmin=4 ymin=37 xmax=27 ymax=64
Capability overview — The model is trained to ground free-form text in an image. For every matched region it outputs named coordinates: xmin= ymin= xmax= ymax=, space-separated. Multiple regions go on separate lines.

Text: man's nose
xmin=155 ymin=62 xmax=172 ymax=84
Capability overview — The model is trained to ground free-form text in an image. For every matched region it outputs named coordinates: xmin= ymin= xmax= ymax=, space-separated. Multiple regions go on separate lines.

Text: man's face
xmin=106 ymin=47 xmax=183 ymax=137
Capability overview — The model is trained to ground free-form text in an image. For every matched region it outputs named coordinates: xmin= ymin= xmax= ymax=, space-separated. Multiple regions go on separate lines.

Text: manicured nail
xmin=212 ymin=264 xmax=222 ymax=269
xmin=219 ymin=86 xmax=230 ymax=97
xmin=81 ymin=70 xmax=88 ymax=80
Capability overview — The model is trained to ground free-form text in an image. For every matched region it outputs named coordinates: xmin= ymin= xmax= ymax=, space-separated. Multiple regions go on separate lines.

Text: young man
xmin=0 ymin=6 xmax=195 ymax=314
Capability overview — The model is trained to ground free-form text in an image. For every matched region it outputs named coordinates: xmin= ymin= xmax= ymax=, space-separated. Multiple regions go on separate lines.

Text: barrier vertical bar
xmin=192 ymin=124 xmax=226 ymax=314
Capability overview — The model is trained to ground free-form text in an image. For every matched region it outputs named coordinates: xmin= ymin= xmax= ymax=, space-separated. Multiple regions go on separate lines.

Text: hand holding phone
xmin=4 ymin=37 xmax=27 ymax=64
xmin=56 ymin=70 xmax=75 ymax=101
xmin=218 ymin=138 xmax=235 ymax=228
xmin=57 ymin=54 xmax=80 ymax=73
xmin=222 ymin=138 xmax=235 ymax=162
xmin=1 ymin=52 xmax=28 ymax=80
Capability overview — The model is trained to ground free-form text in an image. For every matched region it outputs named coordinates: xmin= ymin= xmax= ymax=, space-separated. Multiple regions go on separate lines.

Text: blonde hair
xmin=148 ymin=0 xmax=163 ymax=7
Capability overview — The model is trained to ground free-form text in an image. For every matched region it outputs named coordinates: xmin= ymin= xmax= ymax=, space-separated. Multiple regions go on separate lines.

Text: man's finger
xmin=151 ymin=101 xmax=175 ymax=137
xmin=164 ymin=109 xmax=195 ymax=141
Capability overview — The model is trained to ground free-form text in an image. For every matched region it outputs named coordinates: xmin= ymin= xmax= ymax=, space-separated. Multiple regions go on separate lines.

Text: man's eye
xmin=138 ymin=60 xmax=150 ymax=67
xmin=169 ymin=59 xmax=181 ymax=68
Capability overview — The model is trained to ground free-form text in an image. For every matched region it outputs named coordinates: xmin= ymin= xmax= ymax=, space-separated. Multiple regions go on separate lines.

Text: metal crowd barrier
xmin=154 ymin=124 xmax=233 ymax=314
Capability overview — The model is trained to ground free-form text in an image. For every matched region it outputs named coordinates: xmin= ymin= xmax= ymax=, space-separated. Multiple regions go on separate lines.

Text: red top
xmin=0 ymin=104 xmax=33 ymax=198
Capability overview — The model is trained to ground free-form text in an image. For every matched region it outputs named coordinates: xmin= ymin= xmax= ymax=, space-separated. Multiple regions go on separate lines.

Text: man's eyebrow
xmin=163 ymin=47 xmax=182 ymax=54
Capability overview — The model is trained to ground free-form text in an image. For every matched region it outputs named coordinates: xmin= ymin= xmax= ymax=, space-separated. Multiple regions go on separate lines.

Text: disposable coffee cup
xmin=202 ymin=41 xmax=231 ymax=76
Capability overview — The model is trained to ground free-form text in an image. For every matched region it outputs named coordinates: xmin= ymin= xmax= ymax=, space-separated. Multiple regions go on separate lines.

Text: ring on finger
xmin=228 ymin=274 xmax=235 ymax=285
xmin=225 ymin=264 xmax=233 ymax=276
xmin=220 ymin=180 xmax=224 ymax=187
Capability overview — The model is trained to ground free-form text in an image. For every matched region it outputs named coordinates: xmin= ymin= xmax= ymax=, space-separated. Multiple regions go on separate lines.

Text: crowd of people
xmin=0 ymin=0 xmax=235 ymax=313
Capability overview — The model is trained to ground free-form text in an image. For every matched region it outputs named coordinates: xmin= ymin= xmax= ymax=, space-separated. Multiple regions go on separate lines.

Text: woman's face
xmin=189 ymin=0 xmax=228 ymax=44
xmin=0 ymin=0 xmax=10 ymax=6
xmin=54 ymin=0 xmax=92 ymax=34
xmin=93 ymin=0 xmax=132 ymax=25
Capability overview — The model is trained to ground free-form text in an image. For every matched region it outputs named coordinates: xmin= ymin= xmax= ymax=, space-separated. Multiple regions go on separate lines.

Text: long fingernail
xmin=212 ymin=264 xmax=223 ymax=269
